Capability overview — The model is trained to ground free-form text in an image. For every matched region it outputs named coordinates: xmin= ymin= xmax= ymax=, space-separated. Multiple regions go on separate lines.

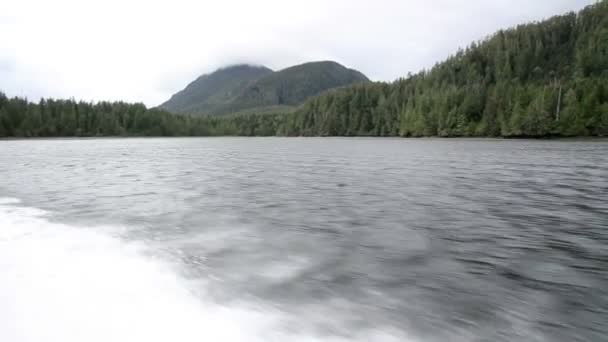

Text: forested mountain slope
xmin=229 ymin=61 xmax=369 ymax=111
xmin=158 ymin=65 xmax=273 ymax=115
xmin=160 ymin=61 xmax=369 ymax=116
xmin=275 ymin=1 xmax=608 ymax=137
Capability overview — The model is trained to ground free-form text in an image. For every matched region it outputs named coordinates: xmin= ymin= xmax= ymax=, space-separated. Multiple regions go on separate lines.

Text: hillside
xmin=230 ymin=61 xmax=369 ymax=111
xmin=159 ymin=64 xmax=273 ymax=115
xmin=159 ymin=61 xmax=369 ymax=115
xmin=236 ymin=0 xmax=608 ymax=137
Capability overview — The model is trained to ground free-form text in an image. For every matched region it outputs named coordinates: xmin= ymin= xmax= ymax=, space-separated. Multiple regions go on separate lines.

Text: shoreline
xmin=1 ymin=136 xmax=607 ymax=141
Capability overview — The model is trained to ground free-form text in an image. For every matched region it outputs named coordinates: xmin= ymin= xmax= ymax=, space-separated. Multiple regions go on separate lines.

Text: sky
xmin=0 ymin=0 xmax=595 ymax=107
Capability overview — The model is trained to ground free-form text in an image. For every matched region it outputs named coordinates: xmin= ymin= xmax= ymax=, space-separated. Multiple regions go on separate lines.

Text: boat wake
xmin=0 ymin=197 xmax=409 ymax=342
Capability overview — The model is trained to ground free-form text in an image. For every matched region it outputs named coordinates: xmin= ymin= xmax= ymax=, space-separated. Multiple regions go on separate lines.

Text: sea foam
xmin=0 ymin=197 xmax=409 ymax=342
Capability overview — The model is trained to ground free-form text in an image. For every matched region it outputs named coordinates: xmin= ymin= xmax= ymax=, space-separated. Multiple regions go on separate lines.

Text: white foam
xmin=0 ymin=197 xmax=21 ymax=205
xmin=0 ymin=199 xmax=412 ymax=342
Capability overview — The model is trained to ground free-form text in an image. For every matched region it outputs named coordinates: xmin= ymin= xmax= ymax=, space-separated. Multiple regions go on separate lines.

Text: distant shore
xmin=2 ymin=136 xmax=607 ymax=141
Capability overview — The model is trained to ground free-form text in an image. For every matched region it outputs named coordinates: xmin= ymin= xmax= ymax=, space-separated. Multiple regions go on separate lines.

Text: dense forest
xmin=1 ymin=1 xmax=607 ymax=138
xmin=279 ymin=1 xmax=608 ymax=137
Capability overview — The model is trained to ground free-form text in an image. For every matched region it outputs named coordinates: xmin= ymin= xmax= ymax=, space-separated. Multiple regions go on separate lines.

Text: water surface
xmin=1 ymin=137 xmax=607 ymax=341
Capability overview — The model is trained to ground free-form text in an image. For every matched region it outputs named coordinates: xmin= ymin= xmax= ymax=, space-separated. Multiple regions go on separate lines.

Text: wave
xmin=0 ymin=197 xmax=410 ymax=342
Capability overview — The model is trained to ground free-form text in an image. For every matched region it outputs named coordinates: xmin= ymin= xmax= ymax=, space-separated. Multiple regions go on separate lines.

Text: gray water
xmin=0 ymin=137 xmax=607 ymax=342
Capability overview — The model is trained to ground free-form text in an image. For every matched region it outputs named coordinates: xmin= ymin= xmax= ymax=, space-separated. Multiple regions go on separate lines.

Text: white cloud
xmin=0 ymin=0 xmax=594 ymax=106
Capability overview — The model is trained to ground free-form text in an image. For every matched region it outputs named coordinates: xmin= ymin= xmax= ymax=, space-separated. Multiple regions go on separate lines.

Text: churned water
xmin=0 ymin=137 xmax=607 ymax=341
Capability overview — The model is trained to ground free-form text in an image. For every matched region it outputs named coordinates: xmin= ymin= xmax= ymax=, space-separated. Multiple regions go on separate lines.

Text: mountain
xmin=230 ymin=61 xmax=369 ymax=111
xmin=159 ymin=64 xmax=273 ymax=115
xmin=159 ymin=61 xmax=369 ymax=115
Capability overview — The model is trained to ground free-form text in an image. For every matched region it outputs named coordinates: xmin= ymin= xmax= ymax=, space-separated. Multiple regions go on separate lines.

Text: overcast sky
xmin=0 ymin=0 xmax=594 ymax=106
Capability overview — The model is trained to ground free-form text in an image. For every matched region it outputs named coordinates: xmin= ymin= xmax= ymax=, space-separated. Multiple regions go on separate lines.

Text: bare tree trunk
xmin=556 ymin=83 xmax=562 ymax=121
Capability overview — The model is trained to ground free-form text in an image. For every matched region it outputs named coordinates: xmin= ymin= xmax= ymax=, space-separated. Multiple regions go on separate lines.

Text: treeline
xmin=0 ymin=92 xmax=288 ymax=137
xmin=278 ymin=1 xmax=608 ymax=137
xmin=0 ymin=96 xmax=193 ymax=137
xmin=1 ymin=1 xmax=607 ymax=138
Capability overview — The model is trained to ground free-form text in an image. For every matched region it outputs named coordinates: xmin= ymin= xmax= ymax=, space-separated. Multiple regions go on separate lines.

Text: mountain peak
xmin=216 ymin=64 xmax=273 ymax=73
xmin=160 ymin=61 xmax=369 ymax=115
xmin=160 ymin=64 xmax=273 ymax=115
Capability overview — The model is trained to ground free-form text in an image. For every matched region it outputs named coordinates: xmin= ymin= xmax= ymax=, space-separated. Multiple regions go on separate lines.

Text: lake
xmin=1 ymin=137 xmax=607 ymax=342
